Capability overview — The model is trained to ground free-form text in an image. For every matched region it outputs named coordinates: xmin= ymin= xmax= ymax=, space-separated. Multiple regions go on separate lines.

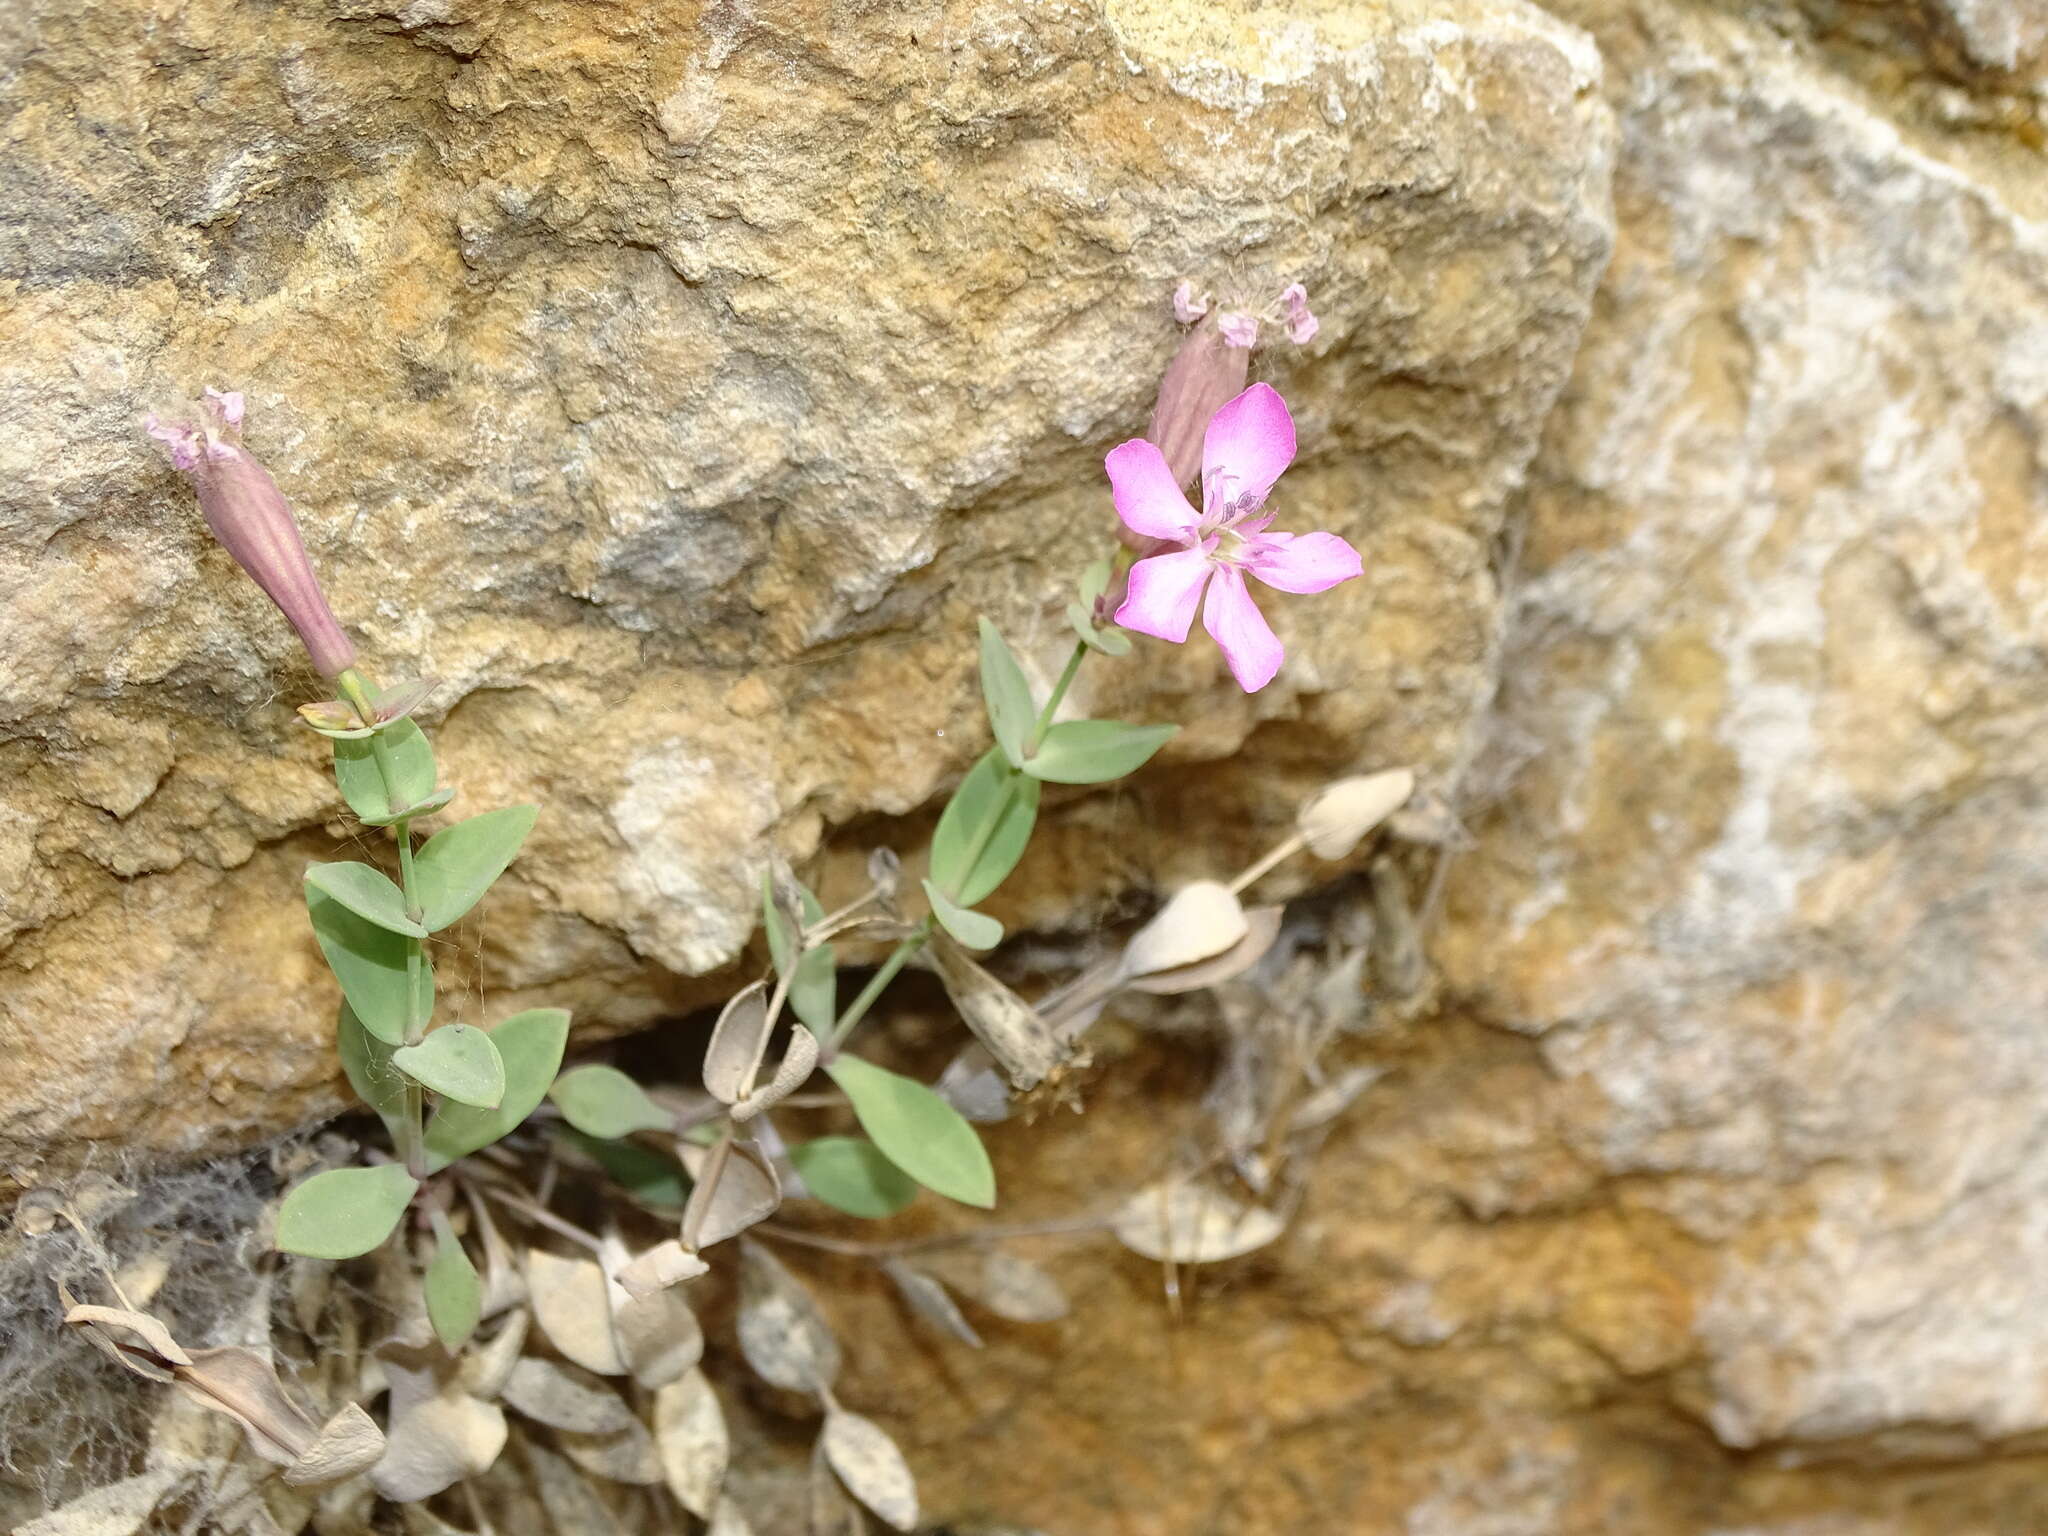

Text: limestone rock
xmin=0 ymin=0 xmax=1613 ymax=1180
xmin=1444 ymin=0 xmax=2048 ymax=1453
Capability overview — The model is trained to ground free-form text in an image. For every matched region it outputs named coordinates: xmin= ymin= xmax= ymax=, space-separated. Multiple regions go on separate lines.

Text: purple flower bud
xmin=1145 ymin=313 xmax=1252 ymax=494
xmin=146 ymin=391 xmax=356 ymax=678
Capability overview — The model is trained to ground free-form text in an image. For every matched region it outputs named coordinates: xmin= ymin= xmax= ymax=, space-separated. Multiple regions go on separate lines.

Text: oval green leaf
xmin=762 ymin=873 xmax=836 ymax=1035
xmin=425 ymin=1007 xmax=570 ymax=1170
xmin=977 ymin=618 xmax=1036 ymax=769
xmin=358 ymin=785 xmax=455 ymax=829
xmin=304 ymin=861 xmax=424 ymax=938
xmin=337 ymin=1002 xmax=410 ymax=1146
xmin=928 ymin=749 xmax=1040 ymax=908
xmin=274 ymin=1165 xmax=417 ymax=1259
xmin=922 ymin=879 xmax=1002 ymax=951
xmin=307 ymin=886 xmax=432 ymax=1046
xmin=548 ymin=1064 xmax=671 ymax=1139
xmin=825 ymin=1056 xmax=995 ymax=1209
xmin=425 ymin=1226 xmax=483 ymax=1351
xmin=414 ymin=805 xmax=539 ymax=931
xmin=1023 ymin=720 xmax=1177 ymax=785
xmin=332 ymin=719 xmax=438 ymax=824
xmin=393 ymin=1024 xmax=506 ymax=1109
xmin=557 ymin=1128 xmax=688 ymax=1213
xmin=789 ymin=1136 xmax=918 ymax=1219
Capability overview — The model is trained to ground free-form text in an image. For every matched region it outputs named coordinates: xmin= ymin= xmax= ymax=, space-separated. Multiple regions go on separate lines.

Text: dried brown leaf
xmin=1113 ymin=1182 xmax=1287 ymax=1264
xmin=702 ymin=981 xmax=771 ymax=1105
xmin=460 ymin=1308 xmax=530 ymax=1400
xmin=808 ymin=1438 xmax=865 ymax=1536
xmin=555 ymin=1417 xmax=661 ymax=1486
xmin=283 ymin=1403 xmax=385 ymax=1487
xmin=680 ymin=1140 xmax=782 ymax=1251
xmin=1127 ymin=905 xmax=1283 ymax=995
xmin=820 ymin=1408 xmax=918 ymax=1532
xmin=974 ymin=1251 xmax=1070 ymax=1323
xmin=526 ymin=1249 xmax=627 ymax=1376
xmin=501 ymin=1357 xmax=637 ymax=1435
xmin=174 ymin=1347 xmax=319 ymax=1465
xmin=882 ymin=1262 xmax=981 ymax=1348
xmin=736 ymin=1241 xmax=840 ymax=1395
xmin=613 ymin=1238 xmax=709 ymax=1300
xmin=373 ymin=1340 xmax=509 ymax=1502
xmin=732 ymin=1023 xmax=820 ymax=1122
xmin=653 ymin=1367 xmax=727 ymax=1518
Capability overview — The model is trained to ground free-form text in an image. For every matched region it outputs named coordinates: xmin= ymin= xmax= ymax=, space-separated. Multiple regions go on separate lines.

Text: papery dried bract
xmin=1297 ymin=769 xmax=1416 ymax=860
xmin=731 ymin=1023 xmax=819 ymax=1122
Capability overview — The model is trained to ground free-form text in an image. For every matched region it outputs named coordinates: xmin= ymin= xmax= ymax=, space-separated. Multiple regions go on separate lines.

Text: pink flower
xmin=146 ymin=389 xmax=357 ymax=678
xmin=1280 ymin=284 xmax=1319 ymax=345
xmin=1107 ymin=383 xmax=1360 ymax=693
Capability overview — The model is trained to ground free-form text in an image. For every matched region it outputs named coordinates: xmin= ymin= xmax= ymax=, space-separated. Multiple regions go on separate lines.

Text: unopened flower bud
xmin=1280 ymin=283 xmax=1319 ymax=346
xmin=146 ymin=390 xmax=356 ymax=678
xmin=1145 ymin=314 xmax=1251 ymax=492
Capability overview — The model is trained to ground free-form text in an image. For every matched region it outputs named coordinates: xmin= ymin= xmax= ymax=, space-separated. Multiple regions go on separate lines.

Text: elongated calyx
xmin=1147 ymin=314 xmax=1252 ymax=491
xmin=146 ymin=388 xmax=356 ymax=678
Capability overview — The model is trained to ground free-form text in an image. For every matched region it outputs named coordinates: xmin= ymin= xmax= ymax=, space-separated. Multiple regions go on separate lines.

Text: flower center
xmin=1197 ymin=472 xmax=1269 ymax=564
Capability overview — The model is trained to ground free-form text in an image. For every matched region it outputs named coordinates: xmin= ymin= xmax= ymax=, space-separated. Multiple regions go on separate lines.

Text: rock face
xmin=0 ymin=1 xmax=1614 ymax=1175
xmin=1444 ymin=0 xmax=2048 ymax=1469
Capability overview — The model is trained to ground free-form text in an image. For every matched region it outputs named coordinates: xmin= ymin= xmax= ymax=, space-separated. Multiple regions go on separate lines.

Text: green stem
xmin=393 ymin=814 xmax=430 ymax=1178
xmin=1025 ymin=640 xmax=1089 ymax=757
xmin=826 ymin=919 xmax=930 ymax=1052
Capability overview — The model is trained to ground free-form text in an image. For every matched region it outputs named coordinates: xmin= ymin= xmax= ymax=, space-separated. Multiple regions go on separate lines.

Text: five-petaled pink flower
xmin=1107 ymin=383 xmax=1360 ymax=693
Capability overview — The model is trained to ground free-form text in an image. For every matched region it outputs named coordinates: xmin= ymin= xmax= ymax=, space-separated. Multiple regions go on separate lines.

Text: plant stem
xmin=1025 ymin=639 xmax=1089 ymax=757
xmin=826 ymin=919 xmax=930 ymax=1052
xmin=1229 ymin=831 xmax=1308 ymax=895
xmin=393 ymin=813 xmax=430 ymax=1178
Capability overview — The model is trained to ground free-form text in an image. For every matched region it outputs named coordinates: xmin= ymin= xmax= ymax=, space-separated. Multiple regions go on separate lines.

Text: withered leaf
xmin=501 ymin=1357 xmax=637 ymax=1435
xmin=731 ymin=1023 xmax=820 ymax=1122
xmin=283 ymin=1403 xmax=386 ymax=1487
xmin=974 ymin=1251 xmax=1070 ymax=1324
xmin=13 ymin=1468 xmax=184 ymax=1536
xmin=808 ymin=1438 xmax=865 ymax=1536
xmin=613 ymin=1238 xmax=709 ymax=1300
xmin=926 ymin=933 xmax=1070 ymax=1090
xmin=653 ymin=1368 xmax=727 ymax=1518
xmin=555 ymin=1417 xmax=661 ymax=1486
xmin=373 ymin=1339 xmax=508 ymax=1503
xmin=701 ymin=981 xmax=771 ymax=1106
xmin=882 ymin=1262 xmax=981 ymax=1348
xmin=820 ymin=1407 xmax=918 ymax=1532
xmin=1113 ymin=1182 xmax=1286 ymax=1265
xmin=736 ymin=1241 xmax=840 ymax=1395
xmin=460 ymin=1308 xmax=530 ymax=1401
xmin=680 ymin=1139 xmax=781 ymax=1251
xmin=526 ymin=1249 xmax=627 ymax=1376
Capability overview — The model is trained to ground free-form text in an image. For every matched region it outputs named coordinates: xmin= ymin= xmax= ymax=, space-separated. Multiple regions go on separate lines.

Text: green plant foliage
xmin=424 ymin=1223 xmax=482 ymax=1351
xmin=308 ymin=887 xmax=433 ymax=1045
xmin=332 ymin=719 xmax=438 ymax=823
xmin=557 ymin=1129 xmax=689 ymax=1213
xmin=762 ymin=873 xmax=836 ymax=1035
xmin=928 ymin=750 xmax=1040 ymax=907
xmin=424 ymin=1008 xmax=570 ymax=1170
xmin=977 ymin=618 xmax=1036 ymax=769
xmin=393 ymin=1024 xmax=506 ymax=1109
xmin=825 ymin=1056 xmax=995 ymax=1209
xmin=336 ymin=1002 xmax=410 ymax=1146
xmin=789 ymin=1136 xmax=919 ymax=1219
xmin=548 ymin=1064 xmax=671 ymax=1139
xmin=922 ymin=879 xmax=1003 ymax=951
xmin=304 ymin=861 xmax=425 ymax=938
xmin=357 ymin=786 xmax=455 ymax=829
xmin=275 ymin=1165 xmax=418 ymax=1259
xmin=1066 ymin=561 xmax=1133 ymax=655
xmin=1022 ymin=720 xmax=1177 ymax=784
xmin=413 ymin=805 xmax=539 ymax=931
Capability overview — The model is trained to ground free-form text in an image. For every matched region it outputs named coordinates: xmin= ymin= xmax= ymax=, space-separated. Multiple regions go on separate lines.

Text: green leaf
xmin=790 ymin=1137 xmax=919 ymax=1219
xmin=825 ymin=1056 xmax=995 ymax=1209
xmin=393 ymin=1024 xmax=506 ymax=1109
xmin=762 ymin=873 xmax=836 ymax=1035
xmin=922 ymin=879 xmax=1002 ymax=951
xmin=1079 ymin=560 xmax=1111 ymax=607
xmin=274 ymin=1165 xmax=417 ymax=1259
xmin=336 ymin=1002 xmax=410 ymax=1147
xmin=556 ymin=1128 xmax=689 ymax=1212
xmin=414 ymin=805 xmax=538 ymax=931
xmin=307 ymin=886 xmax=433 ymax=1045
xmin=1022 ymin=720 xmax=1177 ymax=785
xmin=304 ymin=861 xmax=424 ymax=938
xmin=548 ymin=1064 xmax=670 ymax=1139
xmin=424 ymin=1008 xmax=570 ymax=1170
xmin=332 ymin=719 xmax=438 ymax=823
xmin=928 ymin=750 xmax=1040 ymax=907
xmin=977 ymin=618 xmax=1036 ymax=769
xmin=358 ymin=786 xmax=455 ymax=829
xmin=424 ymin=1219 xmax=482 ymax=1351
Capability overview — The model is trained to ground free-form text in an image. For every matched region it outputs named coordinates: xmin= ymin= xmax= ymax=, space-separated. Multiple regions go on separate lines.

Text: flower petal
xmin=1244 ymin=531 xmax=1362 ymax=594
xmin=1115 ymin=548 xmax=1214 ymax=644
xmin=1202 ymin=383 xmax=1296 ymax=504
xmin=1202 ymin=567 xmax=1284 ymax=693
xmin=1105 ymin=439 xmax=1199 ymax=541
